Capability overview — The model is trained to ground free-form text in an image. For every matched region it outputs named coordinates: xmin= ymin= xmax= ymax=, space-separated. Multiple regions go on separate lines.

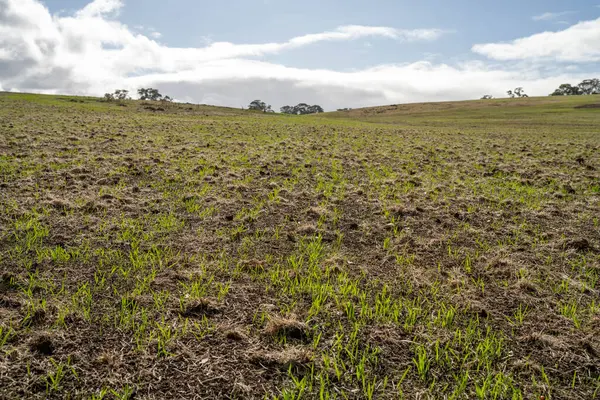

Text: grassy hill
xmin=321 ymin=95 xmax=600 ymax=131
xmin=0 ymin=92 xmax=599 ymax=399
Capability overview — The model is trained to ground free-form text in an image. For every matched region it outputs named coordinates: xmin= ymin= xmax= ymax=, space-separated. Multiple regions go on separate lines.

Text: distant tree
xmin=514 ymin=87 xmax=527 ymax=98
xmin=578 ymin=78 xmax=600 ymax=95
xmin=308 ymin=105 xmax=324 ymax=114
xmin=550 ymin=83 xmax=582 ymax=96
xmin=280 ymin=105 xmax=295 ymax=114
xmin=161 ymin=96 xmax=173 ymax=102
xmin=294 ymin=103 xmax=310 ymax=115
xmin=138 ymin=88 xmax=163 ymax=101
xmin=248 ymin=100 xmax=272 ymax=112
xmin=507 ymin=87 xmax=527 ymax=98
xmin=248 ymin=100 xmax=265 ymax=111
xmin=280 ymin=103 xmax=324 ymax=114
xmin=337 ymin=108 xmax=352 ymax=112
xmin=114 ymin=89 xmax=130 ymax=100
xmin=549 ymin=79 xmax=599 ymax=96
xmin=481 ymin=95 xmax=493 ymax=99
xmin=104 ymin=89 xmax=131 ymax=102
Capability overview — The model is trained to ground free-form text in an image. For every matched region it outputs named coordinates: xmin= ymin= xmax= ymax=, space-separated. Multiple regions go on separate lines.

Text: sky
xmin=1 ymin=0 xmax=599 ymax=110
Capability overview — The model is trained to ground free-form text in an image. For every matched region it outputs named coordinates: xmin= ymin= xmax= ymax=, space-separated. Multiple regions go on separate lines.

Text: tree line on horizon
xmin=481 ymin=87 xmax=528 ymax=100
xmin=549 ymin=78 xmax=600 ymax=96
xmin=104 ymin=88 xmax=172 ymax=102
xmin=482 ymin=79 xmax=599 ymax=100
xmin=247 ymin=99 xmax=324 ymax=115
xmin=280 ymin=103 xmax=324 ymax=115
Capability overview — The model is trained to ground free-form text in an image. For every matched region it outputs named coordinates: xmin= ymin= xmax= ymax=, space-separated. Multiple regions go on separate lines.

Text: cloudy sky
xmin=1 ymin=0 xmax=599 ymax=110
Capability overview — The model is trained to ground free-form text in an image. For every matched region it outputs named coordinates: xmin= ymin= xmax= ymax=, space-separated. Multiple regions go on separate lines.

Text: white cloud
xmin=150 ymin=31 xmax=162 ymax=39
xmin=532 ymin=11 xmax=574 ymax=21
xmin=75 ymin=0 xmax=123 ymax=18
xmin=473 ymin=18 xmax=600 ymax=62
xmin=285 ymin=26 xmax=447 ymax=47
xmin=175 ymin=26 xmax=446 ymax=63
xmin=0 ymin=0 xmax=449 ymax=78
xmin=0 ymin=0 xmax=597 ymax=110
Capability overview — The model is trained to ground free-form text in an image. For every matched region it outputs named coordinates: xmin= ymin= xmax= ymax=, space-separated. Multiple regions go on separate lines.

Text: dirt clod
xmin=264 ymin=317 xmax=309 ymax=341
xmin=181 ymin=299 xmax=221 ymax=318
xmin=30 ymin=336 xmax=55 ymax=356
xmin=225 ymin=329 xmax=247 ymax=341
xmin=566 ymin=238 xmax=592 ymax=252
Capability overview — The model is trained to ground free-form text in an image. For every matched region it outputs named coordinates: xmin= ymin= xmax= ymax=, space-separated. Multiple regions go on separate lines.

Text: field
xmin=0 ymin=92 xmax=599 ymax=399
